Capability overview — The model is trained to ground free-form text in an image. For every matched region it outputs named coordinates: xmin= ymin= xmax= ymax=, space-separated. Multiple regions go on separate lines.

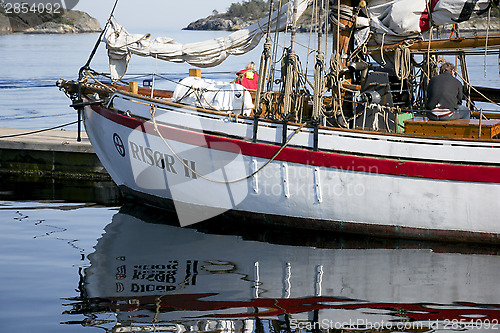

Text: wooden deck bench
xmin=404 ymin=118 xmax=500 ymax=139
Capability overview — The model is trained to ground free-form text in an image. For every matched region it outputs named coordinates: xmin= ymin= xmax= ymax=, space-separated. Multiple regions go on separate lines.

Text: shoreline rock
xmin=0 ymin=12 xmax=11 ymax=34
xmin=184 ymin=15 xmax=254 ymax=31
xmin=0 ymin=10 xmax=100 ymax=35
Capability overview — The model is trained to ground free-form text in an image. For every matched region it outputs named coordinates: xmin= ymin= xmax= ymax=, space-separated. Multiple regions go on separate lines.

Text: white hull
xmin=84 ymin=92 xmax=500 ymax=242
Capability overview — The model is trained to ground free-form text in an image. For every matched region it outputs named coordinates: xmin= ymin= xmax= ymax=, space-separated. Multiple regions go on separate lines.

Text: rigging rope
xmin=455 ymin=71 xmax=500 ymax=107
xmin=313 ymin=53 xmax=325 ymax=120
xmin=282 ymin=49 xmax=300 ymax=118
xmin=426 ymin=26 xmax=434 ymax=84
xmin=80 ymin=0 xmax=120 ymax=77
xmin=394 ymin=40 xmax=413 ymax=93
xmin=380 ymin=33 xmax=387 ymax=66
xmin=0 ymin=121 xmax=79 ymax=139
xmin=485 ymin=7 xmax=492 ymax=77
xmin=326 ymin=52 xmax=344 ymax=125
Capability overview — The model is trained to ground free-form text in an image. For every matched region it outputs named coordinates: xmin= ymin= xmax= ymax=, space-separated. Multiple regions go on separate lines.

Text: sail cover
xmin=105 ymin=0 xmax=312 ymax=80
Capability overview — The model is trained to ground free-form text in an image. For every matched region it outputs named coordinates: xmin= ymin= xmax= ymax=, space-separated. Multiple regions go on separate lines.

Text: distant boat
xmin=58 ymin=0 xmax=500 ymax=243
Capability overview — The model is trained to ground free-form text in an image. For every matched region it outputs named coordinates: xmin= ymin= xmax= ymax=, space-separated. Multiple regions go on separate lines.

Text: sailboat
xmin=57 ymin=0 xmax=500 ymax=243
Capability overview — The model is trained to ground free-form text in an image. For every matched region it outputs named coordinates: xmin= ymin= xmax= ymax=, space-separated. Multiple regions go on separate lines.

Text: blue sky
xmin=74 ymin=0 xmax=237 ymax=31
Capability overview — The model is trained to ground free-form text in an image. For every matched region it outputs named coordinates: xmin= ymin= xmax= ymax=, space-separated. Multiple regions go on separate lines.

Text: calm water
xmin=1 ymin=201 xmax=500 ymax=332
xmin=1 ymin=31 xmax=500 ymax=332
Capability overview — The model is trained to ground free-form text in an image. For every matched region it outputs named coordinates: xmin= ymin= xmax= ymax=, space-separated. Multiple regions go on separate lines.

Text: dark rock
xmin=17 ymin=12 xmax=44 ymax=27
xmin=9 ymin=16 xmax=31 ymax=32
xmin=61 ymin=10 xmax=100 ymax=32
xmin=0 ymin=13 xmax=11 ymax=34
xmin=9 ymin=12 xmax=45 ymax=32
xmin=1 ymin=10 xmax=100 ymax=34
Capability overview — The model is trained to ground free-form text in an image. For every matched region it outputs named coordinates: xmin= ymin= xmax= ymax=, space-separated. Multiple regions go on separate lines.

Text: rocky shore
xmin=0 ymin=9 xmax=100 ymax=34
xmin=457 ymin=19 xmax=500 ymax=33
xmin=184 ymin=16 xmax=251 ymax=31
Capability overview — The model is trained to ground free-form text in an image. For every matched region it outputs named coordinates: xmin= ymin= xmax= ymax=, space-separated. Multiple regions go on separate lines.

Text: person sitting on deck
xmin=426 ymin=61 xmax=470 ymax=121
xmin=235 ymin=62 xmax=259 ymax=91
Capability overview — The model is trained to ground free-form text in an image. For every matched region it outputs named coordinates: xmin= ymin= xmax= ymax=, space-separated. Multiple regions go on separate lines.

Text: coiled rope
xmin=394 ymin=40 xmax=413 ymax=92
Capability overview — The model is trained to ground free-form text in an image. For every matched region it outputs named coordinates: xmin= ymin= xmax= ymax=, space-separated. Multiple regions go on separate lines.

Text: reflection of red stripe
xmin=91 ymin=105 xmax=500 ymax=183
xmin=419 ymin=0 xmax=440 ymax=31
xmin=108 ymin=293 xmax=500 ymax=321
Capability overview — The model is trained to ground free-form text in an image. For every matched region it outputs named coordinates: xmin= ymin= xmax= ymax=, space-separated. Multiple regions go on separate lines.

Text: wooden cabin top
xmin=404 ymin=117 xmax=500 ymax=139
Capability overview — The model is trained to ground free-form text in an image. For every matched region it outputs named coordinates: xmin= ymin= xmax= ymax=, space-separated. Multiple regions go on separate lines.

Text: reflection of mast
xmin=253 ymin=262 xmax=264 ymax=333
xmin=254 ymin=261 xmax=260 ymax=298
xmin=315 ymin=265 xmax=324 ymax=297
xmin=310 ymin=265 xmax=324 ymax=332
xmin=283 ymin=262 xmax=292 ymax=299
xmin=279 ymin=262 xmax=293 ymax=332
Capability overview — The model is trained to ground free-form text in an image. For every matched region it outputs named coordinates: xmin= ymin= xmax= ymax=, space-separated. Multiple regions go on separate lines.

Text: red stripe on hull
xmin=91 ymin=105 xmax=500 ymax=183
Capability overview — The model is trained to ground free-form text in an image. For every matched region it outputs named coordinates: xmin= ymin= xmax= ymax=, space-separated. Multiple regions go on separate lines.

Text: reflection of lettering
xmin=120 ymin=261 xmax=200 ymax=294
xmin=185 ymin=260 xmax=198 ymax=286
xmin=116 ymin=265 xmax=126 ymax=280
xmin=131 ymin=284 xmax=176 ymax=292
xmin=116 ymin=283 xmax=125 ymax=293
xmin=132 ymin=262 xmax=178 ymax=283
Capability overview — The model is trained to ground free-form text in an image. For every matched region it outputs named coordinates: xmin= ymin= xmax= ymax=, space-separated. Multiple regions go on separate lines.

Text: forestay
xmin=104 ymin=0 xmax=312 ymax=80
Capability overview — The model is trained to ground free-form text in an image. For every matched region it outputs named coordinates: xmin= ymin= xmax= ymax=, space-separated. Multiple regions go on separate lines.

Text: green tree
xmin=225 ymin=0 xmax=270 ymax=21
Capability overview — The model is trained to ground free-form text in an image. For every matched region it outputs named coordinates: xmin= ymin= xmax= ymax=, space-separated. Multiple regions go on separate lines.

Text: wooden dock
xmin=0 ymin=128 xmax=110 ymax=179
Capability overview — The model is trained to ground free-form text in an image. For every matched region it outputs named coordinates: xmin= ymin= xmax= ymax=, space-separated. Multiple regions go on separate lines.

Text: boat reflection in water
xmin=64 ymin=204 xmax=500 ymax=332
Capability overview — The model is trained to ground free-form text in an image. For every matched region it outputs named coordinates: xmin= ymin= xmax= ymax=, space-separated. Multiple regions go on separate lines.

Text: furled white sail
xmin=105 ymin=0 xmax=312 ymax=80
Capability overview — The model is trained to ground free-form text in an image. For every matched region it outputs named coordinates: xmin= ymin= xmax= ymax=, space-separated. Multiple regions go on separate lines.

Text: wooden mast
xmin=330 ymin=0 xmax=358 ymax=125
xmin=333 ymin=0 xmax=357 ymax=67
